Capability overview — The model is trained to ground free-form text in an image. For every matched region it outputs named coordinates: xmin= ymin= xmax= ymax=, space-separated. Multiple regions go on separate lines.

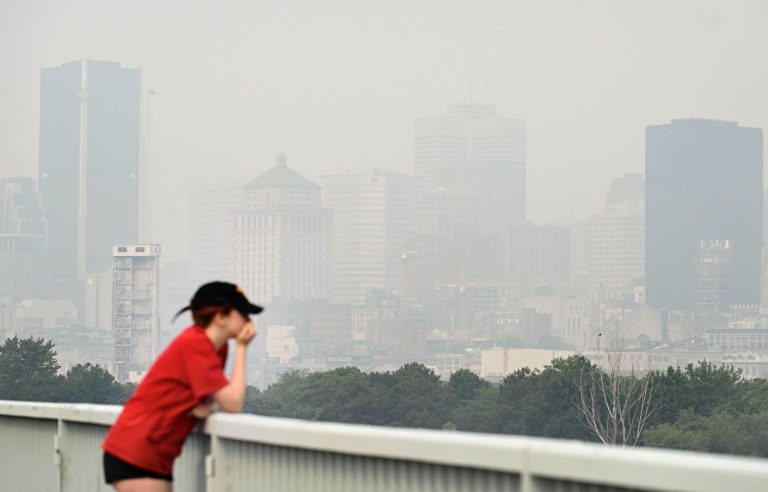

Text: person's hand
xmin=236 ymin=321 xmax=257 ymax=346
xmin=188 ymin=403 xmax=215 ymax=419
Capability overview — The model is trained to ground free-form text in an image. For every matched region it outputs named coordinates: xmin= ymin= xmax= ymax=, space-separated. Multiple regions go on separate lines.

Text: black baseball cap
xmin=173 ymin=281 xmax=263 ymax=321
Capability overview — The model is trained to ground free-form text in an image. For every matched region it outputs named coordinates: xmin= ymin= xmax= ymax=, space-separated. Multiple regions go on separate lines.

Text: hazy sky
xmin=2 ymin=0 xmax=766 ymax=261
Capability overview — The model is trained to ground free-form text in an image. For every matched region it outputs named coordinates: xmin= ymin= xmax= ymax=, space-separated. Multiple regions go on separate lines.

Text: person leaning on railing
xmin=101 ymin=281 xmax=263 ymax=492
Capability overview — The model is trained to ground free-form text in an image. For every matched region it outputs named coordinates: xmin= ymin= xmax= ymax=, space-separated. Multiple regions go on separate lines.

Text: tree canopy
xmin=2 ymin=335 xmax=767 ymax=458
xmin=0 ymin=336 xmax=62 ymax=401
xmin=0 ymin=336 xmax=132 ymax=404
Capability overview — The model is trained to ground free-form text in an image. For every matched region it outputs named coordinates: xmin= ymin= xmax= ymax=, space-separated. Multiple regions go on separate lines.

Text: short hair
xmin=190 ymin=306 xmax=233 ymax=327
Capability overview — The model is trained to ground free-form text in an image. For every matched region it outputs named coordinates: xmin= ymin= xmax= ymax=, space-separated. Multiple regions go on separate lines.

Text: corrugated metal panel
xmin=0 ymin=415 xmax=58 ymax=491
xmin=174 ymin=431 xmax=208 ymax=492
xmin=533 ymin=478 xmax=650 ymax=492
xmin=211 ymin=439 xmax=521 ymax=492
xmin=59 ymin=421 xmax=112 ymax=492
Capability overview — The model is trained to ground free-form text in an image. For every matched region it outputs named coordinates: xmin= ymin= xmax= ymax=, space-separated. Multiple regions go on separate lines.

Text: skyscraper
xmin=606 ymin=173 xmax=644 ymax=206
xmin=645 ymin=119 xmax=763 ymax=310
xmin=589 ymin=174 xmax=645 ymax=296
xmin=188 ymin=181 xmax=243 ymax=285
xmin=322 ymin=170 xmax=417 ymax=305
xmin=39 ymin=60 xmax=141 ymax=300
xmin=0 ymin=177 xmax=47 ymax=299
xmin=507 ymin=223 xmax=571 ymax=285
xmin=415 ymin=102 xmax=526 ymax=234
xmin=403 ymin=189 xmax=502 ymax=307
xmin=233 ymin=154 xmax=332 ymax=304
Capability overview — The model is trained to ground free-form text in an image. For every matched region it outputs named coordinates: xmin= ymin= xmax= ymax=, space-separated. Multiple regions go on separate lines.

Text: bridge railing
xmin=1 ymin=400 xmax=767 ymax=491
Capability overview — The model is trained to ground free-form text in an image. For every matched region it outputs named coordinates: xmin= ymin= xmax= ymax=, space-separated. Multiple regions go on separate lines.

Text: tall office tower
xmin=606 ymin=173 xmax=644 ymax=205
xmin=694 ymin=239 xmax=734 ymax=311
xmin=507 ymin=223 xmax=571 ymax=285
xmin=233 ymin=154 xmax=332 ymax=304
xmin=404 ymin=189 xmax=502 ymax=307
xmin=323 ymin=170 xmax=417 ymax=305
xmin=39 ymin=60 xmax=141 ymax=300
xmin=761 ymin=247 xmax=768 ymax=314
xmin=112 ymin=244 xmax=160 ymax=383
xmin=158 ymin=261 xmax=193 ymax=343
xmin=561 ymin=219 xmax=589 ymax=292
xmin=589 ymin=175 xmax=645 ymax=296
xmin=0 ymin=177 xmax=47 ymax=299
xmin=417 ymin=189 xmax=478 ymax=235
xmin=188 ymin=182 xmax=244 ymax=285
xmin=646 ymin=119 xmax=763 ymax=310
xmin=763 ymin=190 xmax=768 ymax=247
xmin=415 ymin=101 xmax=526 ymax=235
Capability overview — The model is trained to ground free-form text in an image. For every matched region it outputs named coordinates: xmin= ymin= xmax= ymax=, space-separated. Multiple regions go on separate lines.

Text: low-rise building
xmin=480 ymin=347 xmax=575 ymax=380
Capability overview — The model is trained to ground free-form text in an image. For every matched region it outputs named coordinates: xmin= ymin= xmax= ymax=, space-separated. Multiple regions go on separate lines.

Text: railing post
xmin=207 ymin=434 xmax=231 ymax=492
xmin=54 ymin=418 xmax=64 ymax=492
xmin=519 ymin=448 xmax=542 ymax=492
xmin=521 ymin=472 xmax=543 ymax=492
xmin=205 ymin=444 xmax=216 ymax=492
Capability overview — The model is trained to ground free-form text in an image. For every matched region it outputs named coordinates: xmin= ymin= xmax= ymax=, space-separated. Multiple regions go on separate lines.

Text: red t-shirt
xmin=102 ymin=325 xmax=229 ymax=475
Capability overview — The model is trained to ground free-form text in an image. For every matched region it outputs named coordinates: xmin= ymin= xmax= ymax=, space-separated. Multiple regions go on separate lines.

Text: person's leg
xmin=112 ymin=477 xmax=172 ymax=492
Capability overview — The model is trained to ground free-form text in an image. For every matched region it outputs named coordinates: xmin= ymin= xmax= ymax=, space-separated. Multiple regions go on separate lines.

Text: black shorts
xmin=103 ymin=451 xmax=173 ymax=484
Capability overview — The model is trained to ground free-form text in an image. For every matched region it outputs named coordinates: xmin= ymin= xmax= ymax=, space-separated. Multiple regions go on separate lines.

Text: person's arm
xmin=212 ymin=322 xmax=256 ymax=413
xmin=188 ymin=399 xmax=215 ymax=419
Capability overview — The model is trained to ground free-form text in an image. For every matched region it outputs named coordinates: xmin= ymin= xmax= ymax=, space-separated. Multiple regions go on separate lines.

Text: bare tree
xmin=575 ymin=330 xmax=659 ymax=446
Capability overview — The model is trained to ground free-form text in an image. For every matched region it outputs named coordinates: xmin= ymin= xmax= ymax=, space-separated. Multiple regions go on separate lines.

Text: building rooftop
xmin=244 ymin=154 xmax=319 ymax=190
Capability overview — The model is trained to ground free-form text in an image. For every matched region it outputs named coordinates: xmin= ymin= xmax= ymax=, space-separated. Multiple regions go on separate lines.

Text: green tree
xmin=255 ymin=367 xmax=382 ymax=424
xmin=0 ymin=336 xmax=62 ymax=401
xmin=490 ymin=356 xmax=594 ymax=440
xmin=119 ymin=382 xmax=137 ymax=404
xmin=254 ymin=369 xmax=310 ymax=417
xmin=292 ymin=367 xmax=375 ymax=423
xmin=242 ymin=385 xmax=263 ymax=414
xmin=60 ymin=363 xmax=125 ymax=404
xmin=449 ymin=385 xmax=499 ymax=432
xmin=652 ymin=362 xmax=742 ymax=425
xmin=644 ymin=410 xmax=768 ymax=457
xmin=353 ymin=370 xmax=397 ymax=426
xmin=725 ymin=377 xmax=768 ymax=415
xmin=448 ymin=368 xmax=489 ymax=402
xmin=255 ymin=363 xmax=454 ymax=429
xmin=388 ymin=362 xmax=452 ymax=428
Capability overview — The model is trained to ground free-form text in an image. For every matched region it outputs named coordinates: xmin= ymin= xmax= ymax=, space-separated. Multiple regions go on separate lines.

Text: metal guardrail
xmin=1 ymin=400 xmax=767 ymax=491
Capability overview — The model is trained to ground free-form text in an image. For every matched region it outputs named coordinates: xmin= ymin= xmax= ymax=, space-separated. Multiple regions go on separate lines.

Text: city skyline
xmin=3 ymin=2 xmax=768 ymax=478
xmin=1 ymin=2 xmax=767 ymax=387
xmin=3 ymin=1 xmax=768 ymax=262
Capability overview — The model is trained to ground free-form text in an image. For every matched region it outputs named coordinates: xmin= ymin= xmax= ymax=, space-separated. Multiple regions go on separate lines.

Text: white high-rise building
xmin=589 ymin=200 xmax=644 ymax=295
xmin=188 ymin=182 xmax=243 ymax=284
xmin=322 ymin=169 xmax=417 ymax=305
xmin=415 ymin=101 xmax=526 ymax=235
xmin=233 ymin=155 xmax=332 ymax=304
xmin=112 ymin=244 xmax=160 ymax=383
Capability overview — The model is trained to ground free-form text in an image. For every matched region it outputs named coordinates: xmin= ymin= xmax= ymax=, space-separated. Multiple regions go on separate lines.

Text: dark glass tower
xmin=39 ymin=60 xmax=140 ymax=300
xmin=645 ymin=119 xmax=763 ymax=310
